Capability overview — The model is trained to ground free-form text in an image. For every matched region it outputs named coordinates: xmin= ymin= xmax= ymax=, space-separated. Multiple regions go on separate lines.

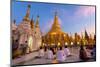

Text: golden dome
xmin=45 ymin=12 xmax=66 ymax=36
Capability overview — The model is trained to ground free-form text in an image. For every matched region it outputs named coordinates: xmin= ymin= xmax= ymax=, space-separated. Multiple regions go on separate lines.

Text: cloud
xmin=75 ymin=6 xmax=95 ymax=17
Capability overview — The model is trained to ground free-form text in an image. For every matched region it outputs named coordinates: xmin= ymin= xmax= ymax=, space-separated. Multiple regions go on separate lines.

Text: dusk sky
xmin=11 ymin=1 xmax=95 ymax=36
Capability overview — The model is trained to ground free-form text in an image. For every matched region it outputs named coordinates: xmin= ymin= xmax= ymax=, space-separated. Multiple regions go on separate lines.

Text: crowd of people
xmin=38 ymin=45 xmax=71 ymax=62
xmin=37 ymin=44 xmax=96 ymax=62
xmin=12 ymin=40 xmax=96 ymax=62
xmin=79 ymin=45 xmax=96 ymax=61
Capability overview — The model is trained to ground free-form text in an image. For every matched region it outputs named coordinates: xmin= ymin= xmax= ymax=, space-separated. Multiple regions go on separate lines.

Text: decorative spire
xmin=54 ymin=11 xmax=61 ymax=29
xmin=26 ymin=5 xmax=31 ymax=17
xmin=30 ymin=15 xmax=34 ymax=30
xmin=35 ymin=15 xmax=39 ymax=27
xmin=85 ymin=29 xmax=89 ymax=40
xmin=23 ymin=5 xmax=31 ymax=21
xmin=50 ymin=11 xmax=61 ymax=32
xmin=45 ymin=11 xmax=65 ymax=36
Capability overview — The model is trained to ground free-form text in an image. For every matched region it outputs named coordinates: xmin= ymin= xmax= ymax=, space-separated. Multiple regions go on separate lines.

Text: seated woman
xmin=38 ymin=46 xmax=44 ymax=58
xmin=56 ymin=46 xmax=66 ymax=62
xmin=44 ymin=47 xmax=48 ymax=59
xmin=47 ymin=48 xmax=54 ymax=59
xmin=79 ymin=45 xmax=90 ymax=61
xmin=64 ymin=45 xmax=71 ymax=57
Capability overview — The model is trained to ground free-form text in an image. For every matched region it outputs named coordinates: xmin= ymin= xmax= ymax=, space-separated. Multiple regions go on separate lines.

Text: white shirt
xmin=44 ymin=50 xmax=54 ymax=59
xmin=64 ymin=48 xmax=71 ymax=56
xmin=56 ymin=50 xmax=66 ymax=62
xmin=38 ymin=49 xmax=44 ymax=57
xmin=47 ymin=50 xmax=54 ymax=59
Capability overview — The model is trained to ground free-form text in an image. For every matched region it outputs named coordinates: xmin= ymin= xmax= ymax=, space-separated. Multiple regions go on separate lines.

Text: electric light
xmin=77 ymin=42 xmax=80 ymax=45
xmin=58 ymin=42 xmax=60 ymax=46
xmin=64 ymin=34 xmax=66 ymax=37
xmin=65 ymin=42 xmax=68 ymax=45
xmin=71 ymin=42 xmax=73 ymax=45
xmin=52 ymin=43 xmax=54 ymax=46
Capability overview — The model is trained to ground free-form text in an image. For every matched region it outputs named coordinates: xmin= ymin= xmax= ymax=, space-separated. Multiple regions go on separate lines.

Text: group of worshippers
xmin=38 ymin=45 xmax=71 ymax=62
xmin=79 ymin=45 xmax=96 ymax=61
xmin=12 ymin=39 xmax=96 ymax=62
xmin=37 ymin=44 xmax=96 ymax=62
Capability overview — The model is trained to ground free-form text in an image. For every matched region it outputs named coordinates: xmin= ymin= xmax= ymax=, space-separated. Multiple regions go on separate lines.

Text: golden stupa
xmin=42 ymin=12 xmax=70 ymax=46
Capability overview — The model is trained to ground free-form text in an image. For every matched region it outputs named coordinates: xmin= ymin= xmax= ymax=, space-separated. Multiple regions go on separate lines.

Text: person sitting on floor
xmin=38 ymin=46 xmax=44 ymax=58
xmin=47 ymin=47 xmax=54 ymax=59
xmin=56 ymin=46 xmax=66 ymax=62
xmin=79 ymin=45 xmax=90 ymax=61
xmin=64 ymin=45 xmax=71 ymax=57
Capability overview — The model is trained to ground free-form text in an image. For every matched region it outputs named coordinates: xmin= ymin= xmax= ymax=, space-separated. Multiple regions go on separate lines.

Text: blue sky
xmin=11 ymin=1 xmax=95 ymax=35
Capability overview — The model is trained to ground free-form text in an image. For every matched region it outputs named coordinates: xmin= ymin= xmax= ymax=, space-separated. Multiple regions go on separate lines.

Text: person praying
xmin=47 ymin=48 xmax=54 ymax=59
xmin=56 ymin=46 xmax=66 ymax=62
xmin=79 ymin=45 xmax=90 ymax=61
xmin=38 ymin=46 xmax=44 ymax=58
xmin=64 ymin=45 xmax=71 ymax=57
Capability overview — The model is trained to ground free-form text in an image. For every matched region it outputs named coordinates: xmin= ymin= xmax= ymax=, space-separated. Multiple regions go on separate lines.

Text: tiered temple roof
xmin=43 ymin=12 xmax=69 ymax=46
xmin=45 ymin=12 xmax=67 ymax=36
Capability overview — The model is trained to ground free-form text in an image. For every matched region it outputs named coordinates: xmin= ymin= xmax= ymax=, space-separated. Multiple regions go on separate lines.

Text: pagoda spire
xmin=26 ymin=5 xmax=31 ymax=18
xmin=23 ymin=5 xmax=31 ymax=21
xmin=47 ymin=11 xmax=62 ymax=35
xmin=53 ymin=11 xmax=61 ymax=29
xmin=30 ymin=15 xmax=34 ymax=30
xmin=35 ymin=15 xmax=39 ymax=27
xmin=85 ymin=29 xmax=89 ymax=40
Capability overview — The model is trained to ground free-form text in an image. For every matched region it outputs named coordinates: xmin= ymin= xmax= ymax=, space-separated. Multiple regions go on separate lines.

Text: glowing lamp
xmin=77 ymin=42 xmax=80 ymax=45
xmin=71 ymin=42 xmax=73 ymax=45
xmin=58 ymin=42 xmax=60 ymax=46
xmin=65 ymin=42 xmax=68 ymax=45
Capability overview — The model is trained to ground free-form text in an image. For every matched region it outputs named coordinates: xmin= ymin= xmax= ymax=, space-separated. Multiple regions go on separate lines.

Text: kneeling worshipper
xmin=79 ymin=45 xmax=91 ymax=61
xmin=38 ymin=46 xmax=45 ymax=58
xmin=56 ymin=47 xmax=66 ymax=62
xmin=47 ymin=48 xmax=54 ymax=59
xmin=44 ymin=47 xmax=54 ymax=59
xmin=64 ymin=45 xmax=71 ymax=57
